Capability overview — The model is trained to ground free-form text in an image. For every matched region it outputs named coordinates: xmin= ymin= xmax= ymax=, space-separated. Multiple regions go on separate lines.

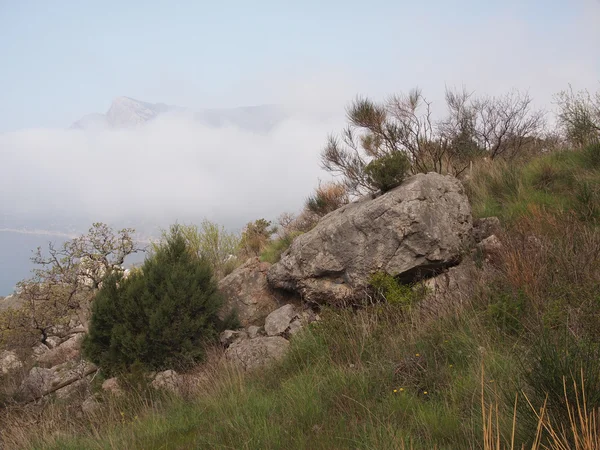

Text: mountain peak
xmin=71 ymin=99 xmax=288 ymax=132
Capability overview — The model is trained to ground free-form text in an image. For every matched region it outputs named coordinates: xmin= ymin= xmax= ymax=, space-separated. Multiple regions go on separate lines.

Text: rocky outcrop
xmin=36 ymin=333 xmax=84 ymax=367
xmin=264 ymin=304 xmax=297 ymax=336
xmin=225 ymin=336 xmax=290 ymax=371
xmin=218 ymin=258 xmax=281 ymax=326
xmin=268 ymin=173 xmax=473 ymax=305
xmin=0 ymin=350 xmax=23 ymax=374
xmin=20 ymin=360 xmax=96 ymax=400
xmin=221 ymin=303 xmax=319 ymax=370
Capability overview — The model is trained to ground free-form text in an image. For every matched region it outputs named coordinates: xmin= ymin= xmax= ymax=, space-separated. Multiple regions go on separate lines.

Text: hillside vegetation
xmin=0 ymin=141 xmax=595 ymax=449
xmin=1 ymin=85 xmax=599 ymax=449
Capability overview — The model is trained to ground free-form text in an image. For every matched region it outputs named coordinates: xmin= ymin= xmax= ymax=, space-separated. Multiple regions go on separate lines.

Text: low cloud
xmin=0 ymin=110 xmax=343 ymax=234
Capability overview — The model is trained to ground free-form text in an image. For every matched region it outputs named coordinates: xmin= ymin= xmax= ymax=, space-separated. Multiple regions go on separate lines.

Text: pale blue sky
xmin=1 ymin=0 xmax=598 ymax=132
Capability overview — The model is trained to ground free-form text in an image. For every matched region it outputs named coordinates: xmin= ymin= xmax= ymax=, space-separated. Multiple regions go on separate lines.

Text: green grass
xmin=260 ymin=232 xmax=302 ymax=264
xmin=33 ymin=299 xmax=521 ymax=450
xmin=467 ymin=144 xmax=600 ymax=224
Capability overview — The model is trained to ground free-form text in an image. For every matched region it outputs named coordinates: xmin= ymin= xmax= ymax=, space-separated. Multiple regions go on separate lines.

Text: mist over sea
xmin=0 ymin=231 xmax=65 ymax=295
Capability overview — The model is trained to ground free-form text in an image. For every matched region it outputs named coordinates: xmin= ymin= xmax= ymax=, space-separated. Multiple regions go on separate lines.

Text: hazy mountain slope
xmin=71 ymin=97 xmax=288 ymax=132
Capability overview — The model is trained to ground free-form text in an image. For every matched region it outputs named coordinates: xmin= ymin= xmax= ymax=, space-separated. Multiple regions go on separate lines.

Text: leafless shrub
xmin=321 ymin=87 xmax=545 ymax=195
xmin=555 ymin=85 xmax=600 ymax=147
xmin=305 ymin=181 xmax=349 ymax=217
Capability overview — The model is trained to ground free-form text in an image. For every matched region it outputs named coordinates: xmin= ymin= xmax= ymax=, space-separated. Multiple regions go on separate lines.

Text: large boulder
xmin=268 ymin=173 xmax=473 ymax=304
xmin=20 ymin=360 xmax=95 ymax=399
xmin=225 ymin=336 xmax=289 ymax=371
xmin=218 ymin=258 xmax=281 ymax=327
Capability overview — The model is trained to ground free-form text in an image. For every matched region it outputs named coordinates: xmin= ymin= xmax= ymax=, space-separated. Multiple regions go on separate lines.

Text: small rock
xmin=473 ymin=217 xmax=501 ymax=243
xmin=477 ymin=234 xmax=502 ymax=262
xmin=102 ymin=377 xmax=123 ymax=396
xmin=219 ymin=330 xmax=248 ymax=347
xmin=0 ymin=350 xmax=23 ymax=374
xmin=247 ymin=325 xmax=262 ymax=339
xmin=264 ymin=304 xmax=296 ymax=336
xmin=32 ymin=343 xmax=49 ymax=358
xmin=45 ymin=336 xmax=62 ymax=349
xmin=225 ymin=336 xmax=290 ymax=371
xmin=151 ymin=370 xmax=179 ymax=393
xmin=287 ymin=319 xmax=303 ymax=336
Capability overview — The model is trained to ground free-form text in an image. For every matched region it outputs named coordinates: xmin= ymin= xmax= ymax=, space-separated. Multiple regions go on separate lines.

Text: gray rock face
xmin=218 ymin=258 xmax=281 ymax=326
xmin=219 ymin=330 xmax=248 ymax=347
xmin=268 ymin=173 xmax=473 ymax=304
xmin=247 ymin=325 xmax=262 ymax=339
xmin=225 ymin=336 xmax=289 ymax=371
xmin=264 ymin=304 xmax=296 ymax=336
xmin=20 ymin=360 xmax=95 ymax=399
xmin=36 ymin=333 xmax=84 ymax=367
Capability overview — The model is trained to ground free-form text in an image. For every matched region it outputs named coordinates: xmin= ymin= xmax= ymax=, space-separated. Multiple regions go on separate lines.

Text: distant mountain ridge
xmin=71 ymin=97 xmax=288 ymax=132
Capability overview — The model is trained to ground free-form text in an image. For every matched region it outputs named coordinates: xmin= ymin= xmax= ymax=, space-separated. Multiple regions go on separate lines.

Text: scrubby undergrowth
xmin=2 ymin=144 xmax=600 ymax=449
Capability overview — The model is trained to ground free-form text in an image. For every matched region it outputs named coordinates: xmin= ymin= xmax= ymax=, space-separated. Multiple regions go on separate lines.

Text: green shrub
xmin=239 ymin=219 xmax=277 ymax=257
xmin=159 ymin=221 xmax=240 ymax=280
xmin=260 ymin=232 xmax=302 ymax=264
xmin=364 ymin=151 xmax=411 ymax=193
xmin=369 ymin=272 xmax=419 ymax=307
xmin=84 ymin=225 xmax=224 ymax=375
xmin=582 ymin=141 xmax=600 ymax=168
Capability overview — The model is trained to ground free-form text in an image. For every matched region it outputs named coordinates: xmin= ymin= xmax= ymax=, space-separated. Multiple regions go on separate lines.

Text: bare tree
xmin=321 ymin=87 xmax=545 ymax=195
xmin=471 ymin=90 xmax=545 ymax=159
xmin=555 ymin=85 xmax=600 ymax=146
xmin=3 ymin=223 xmax=142 ymax=346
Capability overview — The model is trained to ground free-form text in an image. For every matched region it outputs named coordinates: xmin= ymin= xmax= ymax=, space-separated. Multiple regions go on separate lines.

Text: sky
xmin=1 ymin=0 xmax=598 ymax=131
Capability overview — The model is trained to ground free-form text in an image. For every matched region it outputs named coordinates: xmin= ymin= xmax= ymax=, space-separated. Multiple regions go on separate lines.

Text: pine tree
xmin=84 ymin=225 xmax=223 ymax=374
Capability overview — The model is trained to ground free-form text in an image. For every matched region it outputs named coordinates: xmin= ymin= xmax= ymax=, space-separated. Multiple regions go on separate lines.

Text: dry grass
xmin=482 ymin=370 xmax=600 ymax=450
xmin=305 ymin=181 xmax=349 ymax=217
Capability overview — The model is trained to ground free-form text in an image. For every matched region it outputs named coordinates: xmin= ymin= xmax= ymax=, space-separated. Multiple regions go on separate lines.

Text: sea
xmin=0 ymin=231 xmax=146 ymax=296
